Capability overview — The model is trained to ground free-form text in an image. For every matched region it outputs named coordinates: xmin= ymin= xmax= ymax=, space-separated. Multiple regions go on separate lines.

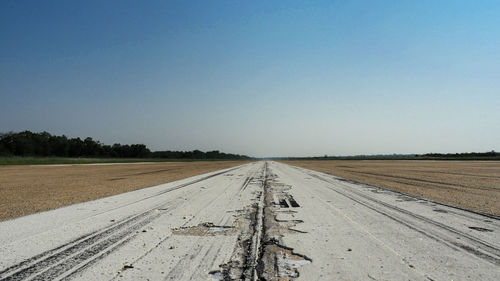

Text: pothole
xmin=274 ymin=193 xmax=301 ymax=209
xmin=288 ymin=195 xmax=300 ymax=207
xmin=172 ymin=222 xmax=236 ymax=236
xmin=258 ymin=239 xmax=311 ymax=281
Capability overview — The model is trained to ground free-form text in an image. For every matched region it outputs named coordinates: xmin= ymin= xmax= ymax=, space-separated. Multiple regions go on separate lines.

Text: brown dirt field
xmin=0 ymin=161 xmax=250 ymax=221
xmin=281 ymin=160 xmax=500 ymax=216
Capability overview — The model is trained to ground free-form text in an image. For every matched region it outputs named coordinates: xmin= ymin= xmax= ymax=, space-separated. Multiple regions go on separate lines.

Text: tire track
xmin=0 ymin=232 xmax=98 ymax=278
xmin=1 ymin=211 xmax=161 ymax=281
xmin=59 ymin=236 xmax=135 ymax=281
xmin=240 ymin=176 xmax=253 ymax=191
xmin=32 ymin=211 xmax=163 ymax=281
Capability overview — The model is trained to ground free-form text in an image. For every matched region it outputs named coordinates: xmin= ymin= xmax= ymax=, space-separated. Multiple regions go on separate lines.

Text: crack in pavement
xmin=210 ymin=162 xmax=311 ymax=281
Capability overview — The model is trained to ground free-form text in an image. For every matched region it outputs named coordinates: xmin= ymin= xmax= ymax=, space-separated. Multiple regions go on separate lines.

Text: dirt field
xmin=282 ymin=160 xmax=500 ymax=216
xmin=0 ymin=161 xmax=249 ymax=221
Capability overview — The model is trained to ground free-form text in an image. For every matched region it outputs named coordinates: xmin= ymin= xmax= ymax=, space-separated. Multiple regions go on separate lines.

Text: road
xmin=0 ymin=161 xmax=499 ymax=280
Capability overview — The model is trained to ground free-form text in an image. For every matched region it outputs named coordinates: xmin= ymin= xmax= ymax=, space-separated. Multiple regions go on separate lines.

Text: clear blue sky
xmin=1 ymin=0 xmax=499 ymax=157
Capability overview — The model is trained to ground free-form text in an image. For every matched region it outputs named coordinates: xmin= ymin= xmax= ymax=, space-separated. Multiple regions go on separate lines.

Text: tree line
xmin=0 ymin=131 xmax=250 ymax=159
xmin=280 ymin=151 xmax=499 ymax=161
xmin=418 ymin=151 xmax=499 ymax=160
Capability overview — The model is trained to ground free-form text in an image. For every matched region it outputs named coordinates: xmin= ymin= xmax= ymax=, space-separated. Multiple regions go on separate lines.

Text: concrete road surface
xmin=1 ymin=161 xmax=499 ymax=280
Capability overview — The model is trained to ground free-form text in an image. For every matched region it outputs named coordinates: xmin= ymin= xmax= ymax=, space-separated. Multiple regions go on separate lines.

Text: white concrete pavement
xmin=0 ymin=161 xmax=498 ymax=280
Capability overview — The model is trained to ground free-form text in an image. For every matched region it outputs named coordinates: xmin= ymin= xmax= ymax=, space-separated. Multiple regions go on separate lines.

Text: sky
xmin=1 ymin=0 xmax=499 ymax=157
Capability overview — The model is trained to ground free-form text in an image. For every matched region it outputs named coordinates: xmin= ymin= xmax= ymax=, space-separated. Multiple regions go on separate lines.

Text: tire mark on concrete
xmin=32 ymin=215 xmax=158 ymax=281
xmin=2 ymin=209 xmax=161 ymax=281
xmin=0 ymin=231 xmax=98 ymax=278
